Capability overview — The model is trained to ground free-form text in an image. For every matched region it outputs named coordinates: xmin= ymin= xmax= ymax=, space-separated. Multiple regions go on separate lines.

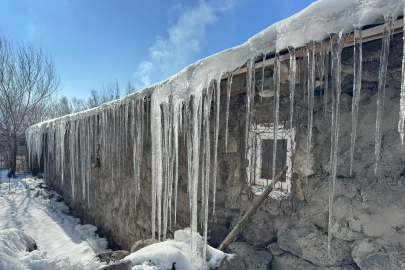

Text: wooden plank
xmin=221 ymin=19 xmax=404 ymax=84
xmin=218 ymin=166 xmax=288 ymax=252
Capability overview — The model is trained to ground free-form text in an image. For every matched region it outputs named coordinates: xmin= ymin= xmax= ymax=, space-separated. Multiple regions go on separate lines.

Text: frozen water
xmin=328 ymin=32 xmax=348 ymax=257
xmin=350 ymin=28 xmax=363 ymax=176
xmin=374 ymin=16 xmax=396 ymax=174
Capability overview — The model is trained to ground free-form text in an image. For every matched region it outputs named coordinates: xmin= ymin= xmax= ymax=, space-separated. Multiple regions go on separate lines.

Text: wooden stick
xmin=218 ymin=166 xmax=288 ymax=251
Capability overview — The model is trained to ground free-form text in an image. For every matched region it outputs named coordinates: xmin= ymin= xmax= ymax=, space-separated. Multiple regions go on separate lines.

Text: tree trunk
xmin=7 ymin=135 xmax=17 ymax=178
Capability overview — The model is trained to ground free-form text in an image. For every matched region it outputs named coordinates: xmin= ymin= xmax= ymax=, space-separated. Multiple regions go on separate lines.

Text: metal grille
xmin=246 ymin=120 xmax=295 ymax=194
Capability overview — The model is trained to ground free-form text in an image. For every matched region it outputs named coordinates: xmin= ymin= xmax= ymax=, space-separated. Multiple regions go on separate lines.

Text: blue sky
xmin=0 ymin=0 xmax=314 ymax=99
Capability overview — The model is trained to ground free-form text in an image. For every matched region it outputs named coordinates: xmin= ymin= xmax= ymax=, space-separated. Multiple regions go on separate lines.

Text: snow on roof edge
xmin=26 ymin=0 xmax=404 ymax=134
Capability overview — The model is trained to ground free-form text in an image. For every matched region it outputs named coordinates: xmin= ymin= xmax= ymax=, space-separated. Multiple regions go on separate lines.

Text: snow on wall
xmin=26 ymin=0 xmax=405 ymax=261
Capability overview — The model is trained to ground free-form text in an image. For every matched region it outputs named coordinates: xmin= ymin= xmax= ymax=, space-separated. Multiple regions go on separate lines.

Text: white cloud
xmin=134 ymin=0 xmax=238 ymax=89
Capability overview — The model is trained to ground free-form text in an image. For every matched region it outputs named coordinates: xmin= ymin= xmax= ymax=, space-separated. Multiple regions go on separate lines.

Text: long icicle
xmin=225 ymin=72 xmax=234 ymax=154
xmin=374 ymin=16 xmax=395 ymax=174
xmin=306 ymin=41 xmax=315 ymax=183
xmin=212 ymin=78 xmax=221 ymax=216
xmin=261 ymin=53 xmax=266 ymax=101
xmin=328 ymin=32 xmax=348 ymax=257
xmin=324 ymin=50 xmax=330 ymax=116
xmin=350 ymin=27 xmax=363 ymax=176
xmin=399 ymin=6 xmax=405 ymax=144
xmin=202 ymin=84 xmax=213 ymax=261
xmin=272 ymin=53 xmax=281 ymax=188
xmin=399 ymin=8 xmax=405 ymax=144
xmin=288 ymin=47 xmax=296 ymax=133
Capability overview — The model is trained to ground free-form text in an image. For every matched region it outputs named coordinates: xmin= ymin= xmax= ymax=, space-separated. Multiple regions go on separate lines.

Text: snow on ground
xmin=124 ymin=228 xmax=232 ymax=270
xmin=0 ymin=171 xmax=231 ymax=270
xmin=0 ymin=170 xmax=110 ymax=270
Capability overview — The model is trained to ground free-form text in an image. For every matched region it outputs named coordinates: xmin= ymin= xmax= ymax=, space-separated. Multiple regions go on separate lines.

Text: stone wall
xmin=45 ymin=33 xmax=405 ymax=269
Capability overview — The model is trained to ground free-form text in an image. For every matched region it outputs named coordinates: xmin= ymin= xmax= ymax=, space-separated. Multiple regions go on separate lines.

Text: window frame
xmin=247 ymin=124 xmax=295 ymax=194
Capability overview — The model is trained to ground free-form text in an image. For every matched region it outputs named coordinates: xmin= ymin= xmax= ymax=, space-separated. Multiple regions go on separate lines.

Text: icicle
xmin=60 ymin=121 xmax=65 ymax=185
xmin=288 ymin=47 xmax=296 ymax=133
xmin=81 ymin=120 xmax=86 ymax=200
xmin=350 ymin=28 xmax=363 ymax=176
xmin=151 ymin=96 xmax=162 ymax=240
xmin=162 ymin=102 xmax=170 ymax=240
xmin=374 ymin=16 xmax=395 ymax=174
xmin=399 ymin=6 xmax=405 ymax=144
xmin=173 ymin=105 xmax=180 ymax=228
xmin=70 ymin=121 xmax=76 ymax=199
xmin=306 ymin=41 xmax=315 ymax=183
xmin=189 ymin=94 xmax=202 ymax=252
xmin=324 ymin=48 xmax=330 ymax=115
xmin=261 ymin=54 xmax=266 ymax=101
xmin=328 ymin=32 xmax=348 ymax=257
xmin=202 ymin=83 xmax=213 ymax=261
xmin=272 ymin=53 xmax=281 ymax=188
xmin=245 ymin=59 xmax=255 ymax=160
xmin=212 ymin=77 xmax=221 ymax=216
xmin=225 ymin=72 xmax=234 ymax=154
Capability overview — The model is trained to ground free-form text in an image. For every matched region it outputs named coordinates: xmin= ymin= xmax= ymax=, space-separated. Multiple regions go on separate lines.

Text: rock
xmin=96 ymin=250 xmax=130 ymax=264
xmin=100 ymin=259 xmax=133 ymax=270
xmin=271 ymin=252 xmax=318 ymax=270
xmin=130 ymin=239 xmax=160 ymax=253
xmin=227 ymin=242 xmax=272 ymax=269
xmin=217 ymin=256 xmax=246 ymax=270
xmin=25 ymin=235 xmax=37 ymax=252
xmin=277 ymin=229 xmax=303 ymax=257
xmin=242 ymin=224 xmax=277 ymax=248
xmin=198 ymin=222 xmax=230 ymax=248
xmin=267 ymin=243 xmax=284 ymax=256
xmin=277 ymin=227 xmax=354 ymax=267
xmin=47 ymin=194 xmax=55 ymax=199
xmin=351 ymin=239 xmax=405 ymax=270
xmin=55 ymin=196 xmax=63 ymax=202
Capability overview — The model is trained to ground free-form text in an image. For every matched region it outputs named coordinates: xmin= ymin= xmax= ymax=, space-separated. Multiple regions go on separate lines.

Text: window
xmin=247 ymin=124 xmax=294 ymax=198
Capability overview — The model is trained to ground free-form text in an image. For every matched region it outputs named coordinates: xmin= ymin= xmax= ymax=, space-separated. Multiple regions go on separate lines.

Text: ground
xmin=0 ymin=170 xmax=229 ymax=270
xmin=0 ymin=170 xmax=110 ymax=269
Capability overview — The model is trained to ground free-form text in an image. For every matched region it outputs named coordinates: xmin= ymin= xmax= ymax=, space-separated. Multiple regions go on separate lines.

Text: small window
xmin=247 ymin=124 xmax=294 ymax=198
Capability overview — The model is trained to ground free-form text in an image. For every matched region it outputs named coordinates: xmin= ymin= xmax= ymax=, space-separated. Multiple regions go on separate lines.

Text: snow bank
xmin=0 ymin=229 xmax=91 ymax=270
xmin=124 ymin=228 xmax=232 ymax=270
xmin=0 ymin=174 xmax=110 ymax=270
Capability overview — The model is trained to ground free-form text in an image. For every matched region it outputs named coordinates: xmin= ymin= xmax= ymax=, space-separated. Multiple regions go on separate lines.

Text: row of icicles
xmin=27 ymin=13 xmax=404 ymax=260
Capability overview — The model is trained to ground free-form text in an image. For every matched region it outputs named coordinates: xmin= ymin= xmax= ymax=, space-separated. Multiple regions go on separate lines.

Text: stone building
xmin=26 ymin=1 xmax=405 ymax=269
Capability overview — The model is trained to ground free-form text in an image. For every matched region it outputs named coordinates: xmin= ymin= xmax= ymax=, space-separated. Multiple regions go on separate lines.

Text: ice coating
xmin=328 ymin=32 xmax=348 ymax=257
xmin=306 ymin=42 xmax=315 ymax=183
xmin=399 ymin=9 xmax=405 ymax=144
xmin=374 ymin=16 xmax=396 ymax=174
xmin=350 ymin=28 xmax=363 ymax=176
xmin=25 ymin=0 xmax=404 ymax=263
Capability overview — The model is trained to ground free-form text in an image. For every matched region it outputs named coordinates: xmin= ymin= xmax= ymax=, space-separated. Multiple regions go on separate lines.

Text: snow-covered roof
xmin=26 ymin=0 xmax=403 ymax=134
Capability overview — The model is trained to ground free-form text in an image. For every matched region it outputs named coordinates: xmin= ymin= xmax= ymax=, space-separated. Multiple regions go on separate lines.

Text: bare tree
xmin=0 ymin=33 xmax=60 ymax=177
xmin=99 ymin=79 xmax=120 ymax=104
xmin=126 ymin=82 xmax=137 ymax=96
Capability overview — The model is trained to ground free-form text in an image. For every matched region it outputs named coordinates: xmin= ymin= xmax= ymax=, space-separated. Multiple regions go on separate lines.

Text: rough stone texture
xmin=272 ymin=252 xmax=318 ymax=270
xmin=130 ymin=239 xmax=159 ymax=253
xmin=217 ymin=256 xmax=246 ymax=270
xmin=227 ymin=242 xmax=272 ymax=269
xmin=43 ymin=33 xmax=405 ymax=269
xmin=100 ymin=259 xmax=133 ymax=270
xmin=96 ymin=250 xmax=130 ymax=264
xmin=267 ymin=242 xmax=284 ymax=256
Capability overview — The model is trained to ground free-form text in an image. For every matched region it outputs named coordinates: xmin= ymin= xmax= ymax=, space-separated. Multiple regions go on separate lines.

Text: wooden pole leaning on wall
xmin=218 ymin=166 xmax=288 ymax=252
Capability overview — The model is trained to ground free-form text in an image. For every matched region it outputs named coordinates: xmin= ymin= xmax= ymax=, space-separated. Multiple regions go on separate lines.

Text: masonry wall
xmin=45 ymin=33 xmax=405 ymax=269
